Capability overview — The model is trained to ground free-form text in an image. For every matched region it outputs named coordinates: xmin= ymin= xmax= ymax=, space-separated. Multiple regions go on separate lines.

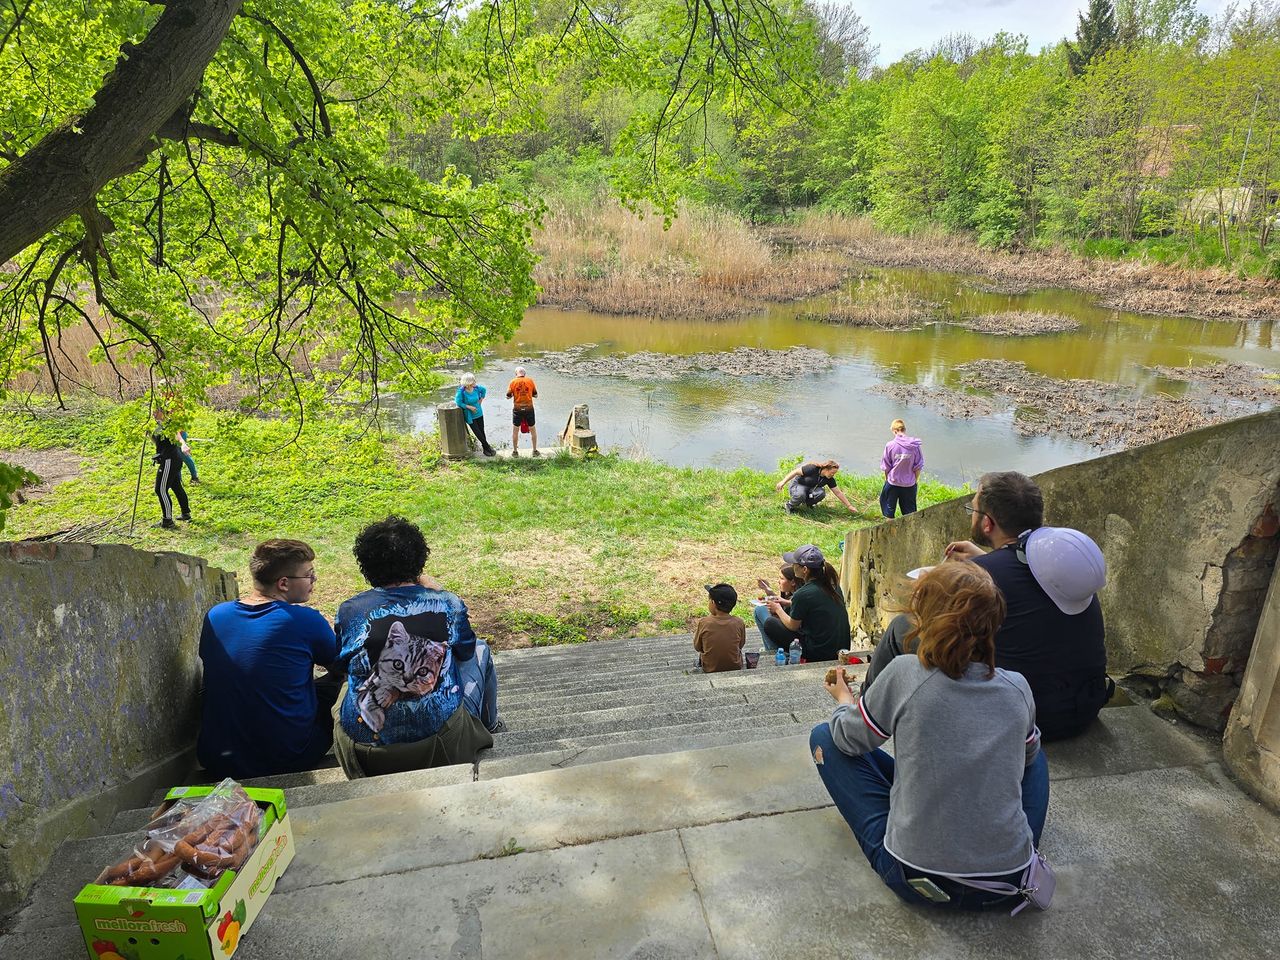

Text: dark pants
xmin=333 ymin=702 xmax=494 ymax=779
xmin=466 ymin=416 xmax=494 ymax=454
xmin=809 ymin=725 xmax=1050 ymax=910
xmin=200 ymin=674 xmax=341 ymax=780
xmin=154 ymin=457 xmax=190 ymax=521
xmin=787 ymin=480 xmax=827 ymax=511
xmin=753 ymin=603 xmax=801 ymax=653
xmin=880 ymin=482 xmax=918 ymax=518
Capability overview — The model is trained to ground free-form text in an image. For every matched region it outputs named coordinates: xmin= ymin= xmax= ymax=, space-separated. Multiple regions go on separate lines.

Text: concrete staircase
xmin=5 ymin=632 xmax=1280 ymax=959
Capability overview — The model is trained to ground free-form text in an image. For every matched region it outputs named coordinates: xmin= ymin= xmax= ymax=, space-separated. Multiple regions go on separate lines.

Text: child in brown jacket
xmin=694 ymin=583 xmax=746 ymax=672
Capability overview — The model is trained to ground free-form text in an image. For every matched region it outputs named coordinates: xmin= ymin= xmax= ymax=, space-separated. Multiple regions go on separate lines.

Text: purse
xmin=946 ymin=849 xmax=1056 ymax=916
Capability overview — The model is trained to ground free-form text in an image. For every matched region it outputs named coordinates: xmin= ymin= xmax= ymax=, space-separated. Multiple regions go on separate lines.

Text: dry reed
xmin=800 ymin=279 xmax=937 ymax=329
xmin=534 ymin=200 xmax=848 ymax=318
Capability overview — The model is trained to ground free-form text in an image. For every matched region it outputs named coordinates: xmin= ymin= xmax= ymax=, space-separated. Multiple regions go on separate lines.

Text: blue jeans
xmin=879 ymin=482 xmax=917 ymax=518
xmin=809 ymin=723 xmax=1049 ymax=910
xmin=455 ymin=640 xmax=500 ymax=731
xmin=753 ymin=603 xmax=800 ymax=653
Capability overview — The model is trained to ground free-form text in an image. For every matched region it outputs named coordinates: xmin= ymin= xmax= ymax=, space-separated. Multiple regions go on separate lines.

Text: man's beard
xmin=971 ymin=511 xmax=992 ymax=548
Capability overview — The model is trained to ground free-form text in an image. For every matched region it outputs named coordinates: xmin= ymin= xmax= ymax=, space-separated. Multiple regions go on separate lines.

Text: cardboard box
xmin=73 ymin=785 xmax=295 ymax=960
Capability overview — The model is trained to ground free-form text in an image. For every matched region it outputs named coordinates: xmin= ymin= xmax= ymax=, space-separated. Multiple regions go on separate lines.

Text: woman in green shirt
xmin=763 ymin=544 xmax=849 ymax=662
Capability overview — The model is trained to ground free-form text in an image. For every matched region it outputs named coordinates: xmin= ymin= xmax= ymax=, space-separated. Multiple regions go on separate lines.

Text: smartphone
xmin=906 ymin=877 xmax=952 ymax=903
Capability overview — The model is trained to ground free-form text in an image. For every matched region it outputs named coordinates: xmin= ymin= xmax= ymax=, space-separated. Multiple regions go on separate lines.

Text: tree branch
xmin=0 ymin=0 xmax=244 ymax=264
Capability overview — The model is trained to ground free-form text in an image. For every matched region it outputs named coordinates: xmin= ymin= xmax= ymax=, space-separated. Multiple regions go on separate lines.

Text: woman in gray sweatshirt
xmin=809 ymin=561 xmax=1050 ymax=909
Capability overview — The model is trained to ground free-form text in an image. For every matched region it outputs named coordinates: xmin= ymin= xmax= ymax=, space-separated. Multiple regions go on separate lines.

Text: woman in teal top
xmin=454 ymin=373 xmax=496 ymax=456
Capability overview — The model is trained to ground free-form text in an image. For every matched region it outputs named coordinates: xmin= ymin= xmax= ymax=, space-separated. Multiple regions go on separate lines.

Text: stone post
xmin=560 ymin=403 xmax=598 ymax=453
xmin=1224 ymin=559 xmax=1280 ymax=812
xmin=437 ymin=402 xmax=469 ymax=460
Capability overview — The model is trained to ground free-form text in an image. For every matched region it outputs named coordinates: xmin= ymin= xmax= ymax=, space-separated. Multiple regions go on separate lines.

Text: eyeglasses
xmin=285 ymin=572 xmax=319 ymax=583
xmin=963 ymin=504 xmax=989 ymax=520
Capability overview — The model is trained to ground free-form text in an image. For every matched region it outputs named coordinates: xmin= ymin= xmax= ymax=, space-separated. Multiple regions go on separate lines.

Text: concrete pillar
xmin=1224 ymin=560 xmax=1280 ymax=812
xmin=437 ymin=403 xmax=469 ymax=460
xmin=560 ymin=403 xmax=598 ymax=453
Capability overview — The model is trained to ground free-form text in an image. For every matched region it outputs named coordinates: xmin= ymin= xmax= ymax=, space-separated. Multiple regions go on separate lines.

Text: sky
xmin=857 ymin=0 xmax=1236 ymax=64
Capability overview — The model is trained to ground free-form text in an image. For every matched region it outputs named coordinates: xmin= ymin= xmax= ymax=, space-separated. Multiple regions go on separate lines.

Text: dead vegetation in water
xmin=953 ymin=359 xmax=1276 ymax=448
xmin=780 ymin=213 xmax=1280 ymax=322
xmin=800 ymin=279 xmax=938 ymax=329
xmin=534 ymin=201 xmax=850 ymax=319
xmin=872 ymin=382 xmax=997 ymax=419
xmin=1149 ymin=362 xmax=1280 ymax=407
xmin=873 ymin=359 xmax=1275 ymax=449
xmin=956 ymin=312 xmax=1081 ymax=336
xmin=537 ymin=344 xmax=836 ymax=381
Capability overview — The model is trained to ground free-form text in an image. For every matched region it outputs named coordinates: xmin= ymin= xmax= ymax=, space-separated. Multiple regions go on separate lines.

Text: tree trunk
xmin=0 ymin=0 xmax=244 ymax=265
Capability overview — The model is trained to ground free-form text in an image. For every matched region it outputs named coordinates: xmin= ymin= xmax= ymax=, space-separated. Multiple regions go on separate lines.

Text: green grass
xmin=0 ymin=399 xmax=966 ymax=647
xmin=1072 ymin=233 xmax=1280 ymax=279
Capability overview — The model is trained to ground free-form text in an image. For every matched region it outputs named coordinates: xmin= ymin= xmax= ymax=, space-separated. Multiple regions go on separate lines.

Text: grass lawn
xmin=0 ymin=400 xmax=965 ymax=647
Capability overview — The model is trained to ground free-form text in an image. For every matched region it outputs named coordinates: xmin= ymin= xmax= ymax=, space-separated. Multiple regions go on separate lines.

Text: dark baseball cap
xmin=704 ymin=583 xmax=738 ymax=612
xmin=782 ymin=544 xmax=826 ymax=570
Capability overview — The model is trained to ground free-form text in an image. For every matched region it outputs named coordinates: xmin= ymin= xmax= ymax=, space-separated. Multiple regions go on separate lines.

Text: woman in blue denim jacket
xmin=331 ymin=515 xmax=501 ymax=778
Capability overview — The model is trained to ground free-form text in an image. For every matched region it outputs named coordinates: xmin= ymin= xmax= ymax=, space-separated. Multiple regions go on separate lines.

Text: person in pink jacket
xmin=879 ymin=419 xmax=924 ymax=518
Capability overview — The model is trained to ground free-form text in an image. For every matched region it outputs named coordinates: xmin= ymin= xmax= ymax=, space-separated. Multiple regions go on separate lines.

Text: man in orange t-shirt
xmin=506 ymin=366 xmax=539 ymax=457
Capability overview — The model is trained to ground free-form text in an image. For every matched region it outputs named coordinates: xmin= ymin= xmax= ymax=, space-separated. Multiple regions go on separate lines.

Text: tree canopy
xmin=0 ymin=0 xmax=817 ymax=419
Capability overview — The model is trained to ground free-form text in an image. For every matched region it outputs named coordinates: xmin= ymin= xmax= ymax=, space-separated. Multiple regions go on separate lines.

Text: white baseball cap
xmin=1024 ymin=527 xmax=1106 ymax=615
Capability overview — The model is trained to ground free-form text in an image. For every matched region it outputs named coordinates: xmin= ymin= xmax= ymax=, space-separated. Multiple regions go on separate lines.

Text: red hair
xmin=905 ymin=562 xmax=1006 ymax=680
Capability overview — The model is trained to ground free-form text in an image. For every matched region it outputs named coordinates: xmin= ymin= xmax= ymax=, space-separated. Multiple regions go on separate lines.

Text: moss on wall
xmin=0 ymin=542 xmax=235 ymax=914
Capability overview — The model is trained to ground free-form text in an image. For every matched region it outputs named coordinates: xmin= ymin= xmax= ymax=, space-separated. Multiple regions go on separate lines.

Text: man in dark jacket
xmin=863 ymin=471 xmax=1111 ymax=740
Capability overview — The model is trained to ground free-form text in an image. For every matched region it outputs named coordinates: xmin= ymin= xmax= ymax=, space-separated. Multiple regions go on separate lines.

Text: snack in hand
xmin=824 ymin=667 xmax=850 ymax=686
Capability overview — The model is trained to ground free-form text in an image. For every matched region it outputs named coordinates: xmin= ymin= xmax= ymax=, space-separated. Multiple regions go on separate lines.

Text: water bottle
xmin=775 ymin=648 xmax=787 ymax=666
xmin=788 ymin=641 xmax=802 ymax=665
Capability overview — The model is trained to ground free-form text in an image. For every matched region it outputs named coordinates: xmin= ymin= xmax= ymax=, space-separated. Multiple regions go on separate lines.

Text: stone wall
xmin=0 ymin=541 xmax=236 ymax=916
xmin=840 ymin=408 xmax=1280 ymax=732
xmin=1224 ymin=558 xmax=1280 ymax=810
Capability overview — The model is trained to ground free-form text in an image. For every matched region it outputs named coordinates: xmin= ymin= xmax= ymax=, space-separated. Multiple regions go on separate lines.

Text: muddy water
xmin=393 ymin=266 xmax=1279 ymax=485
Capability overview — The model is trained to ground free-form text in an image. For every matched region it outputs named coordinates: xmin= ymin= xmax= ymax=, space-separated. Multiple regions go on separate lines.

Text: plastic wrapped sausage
xmin=94 ymin=778 xmax=263 ymax=888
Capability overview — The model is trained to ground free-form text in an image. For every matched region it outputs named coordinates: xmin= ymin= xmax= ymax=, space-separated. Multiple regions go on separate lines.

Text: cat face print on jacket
xmin=356 ymin=619 xmax=448 ymax=732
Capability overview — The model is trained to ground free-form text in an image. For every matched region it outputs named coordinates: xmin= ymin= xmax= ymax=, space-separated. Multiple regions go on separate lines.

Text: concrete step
xmin=107 ymin=762 xmax=477 ymax=836
xmin=478 ymin=710 xmax=830 ymax=761
xmin=497 ymin=666 xmax=855 ymax=716
xmin=489 ymin=697 xmax=833 ymax=752
xmin=497 ymin=691 xmax=835 ymax=746
xmin=493 ymin=633 xmax=698 ymax=663
xmin=497 ymin=658 xmax=837 ymax=699
xmin=3 ymin=705 xmax=1256 ymax=960
xmin=474 ymin=721 xmax=826 ymax=780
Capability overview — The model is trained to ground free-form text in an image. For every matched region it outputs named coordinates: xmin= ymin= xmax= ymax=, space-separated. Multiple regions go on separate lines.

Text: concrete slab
xmin=109 ymin=762 xmax=477 ymax=834
xmin=273 ymin=734 xmax=830 ymax=895
xmin=480 ymin=711 xmax=828 ymax=761
xmin=236 ymin=830 xmax=717 ymax=959
xmin=681 ymin=772 xmax=1280 ymax=960
xmin=0 ymin=832 xmax=718 ymax=960
xmin=0 ymin=923 xmax=85 ymax=959
xmin=1042 ymin=704 xmax=1215 ymax=780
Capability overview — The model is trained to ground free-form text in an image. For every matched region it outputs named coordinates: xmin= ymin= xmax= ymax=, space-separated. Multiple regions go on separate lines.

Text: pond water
xmin=391 ymin=265 xmax=1279 ymax=485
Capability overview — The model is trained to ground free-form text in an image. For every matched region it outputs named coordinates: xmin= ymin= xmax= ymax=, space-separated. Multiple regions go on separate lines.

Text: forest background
xmin=501 ymin=0 xmax=1280 ymax=271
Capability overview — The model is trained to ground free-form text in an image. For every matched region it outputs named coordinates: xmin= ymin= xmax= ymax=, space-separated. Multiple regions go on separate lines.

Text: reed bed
xmin=800 ymin=279 xmax=937 ymax=329
xmin=534 ymin=200 xmax=848 ymax=318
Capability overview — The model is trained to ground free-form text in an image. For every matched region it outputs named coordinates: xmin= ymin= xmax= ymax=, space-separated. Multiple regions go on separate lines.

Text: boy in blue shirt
xmin=197 ymin=540 xmax=340 ymax=779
